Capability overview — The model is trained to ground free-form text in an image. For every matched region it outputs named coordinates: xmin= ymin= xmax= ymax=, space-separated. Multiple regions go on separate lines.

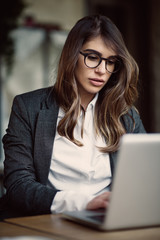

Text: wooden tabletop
xmin=3 ymin=214 xmax=160 ymax=240
xmin=0 ymin=221 xmax=61 ymax=239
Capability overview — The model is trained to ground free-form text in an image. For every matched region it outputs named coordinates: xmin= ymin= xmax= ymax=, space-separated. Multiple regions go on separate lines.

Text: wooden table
xmin=0 ymin=221 xmax=60 ymax=239
xmin=1 ymin=214 xmax=159 ymax=240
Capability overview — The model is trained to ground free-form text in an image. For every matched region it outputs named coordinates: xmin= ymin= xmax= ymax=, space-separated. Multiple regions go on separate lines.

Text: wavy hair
xmin=53 ymin=15 xmax=139 ymax=152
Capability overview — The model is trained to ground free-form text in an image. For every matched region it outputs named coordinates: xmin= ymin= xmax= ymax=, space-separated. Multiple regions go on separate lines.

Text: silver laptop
xmin=62 ymin=134 xmax=160 ymax=231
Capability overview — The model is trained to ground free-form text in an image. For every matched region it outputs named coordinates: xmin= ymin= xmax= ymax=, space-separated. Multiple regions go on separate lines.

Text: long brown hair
xmin=53 ymin=15 xmax=139 ymax=152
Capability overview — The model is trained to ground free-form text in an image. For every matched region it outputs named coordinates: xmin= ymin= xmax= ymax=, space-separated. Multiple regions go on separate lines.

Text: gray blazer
xmin=2 ymin=87 xmax=146 ymax=215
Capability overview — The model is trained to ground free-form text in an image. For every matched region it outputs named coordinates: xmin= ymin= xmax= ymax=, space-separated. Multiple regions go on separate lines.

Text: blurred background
xmin=0 ymin=0 xmax=160 ymax=195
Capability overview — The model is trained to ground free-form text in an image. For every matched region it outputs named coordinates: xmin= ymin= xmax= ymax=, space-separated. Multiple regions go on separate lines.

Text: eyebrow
xmin=83 ymin=49 xmax=102 ymax=56
xmin=83 ymin=48 xmax=117 ymax=58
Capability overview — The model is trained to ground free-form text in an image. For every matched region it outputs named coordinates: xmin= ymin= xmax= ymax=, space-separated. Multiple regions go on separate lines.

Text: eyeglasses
xmin=79 ymin=51 xmax=121 ymax=73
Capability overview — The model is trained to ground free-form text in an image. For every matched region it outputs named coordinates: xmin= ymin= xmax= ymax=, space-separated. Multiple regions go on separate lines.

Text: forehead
xmin=82 ymin=36 xmax=116 ymax=56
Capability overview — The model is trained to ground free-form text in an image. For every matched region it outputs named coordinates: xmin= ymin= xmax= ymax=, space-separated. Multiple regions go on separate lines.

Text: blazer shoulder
xmin=16 ymin=86 xmax=52 ymax=102
xmin=14 ymin=87 xmax=56 ymax=110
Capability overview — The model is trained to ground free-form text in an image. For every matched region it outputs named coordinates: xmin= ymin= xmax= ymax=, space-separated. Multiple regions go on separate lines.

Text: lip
xmin=89 ymin=78 xmax=105 ymax=87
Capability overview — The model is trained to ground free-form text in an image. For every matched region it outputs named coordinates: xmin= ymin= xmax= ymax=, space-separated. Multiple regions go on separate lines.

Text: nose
xmin=95 ymin=60 xmax=106 ymax=74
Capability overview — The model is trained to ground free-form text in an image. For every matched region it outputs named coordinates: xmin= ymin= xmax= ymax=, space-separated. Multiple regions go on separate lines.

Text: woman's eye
xmin=107 ymin=59 xmax=116 ymax=65
xmin=87 ymin=54 xmax=99 ymax=61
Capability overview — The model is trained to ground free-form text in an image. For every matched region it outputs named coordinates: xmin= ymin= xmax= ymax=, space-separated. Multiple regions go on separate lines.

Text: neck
xmin=80 ymin=93 xmax=96 ymax=111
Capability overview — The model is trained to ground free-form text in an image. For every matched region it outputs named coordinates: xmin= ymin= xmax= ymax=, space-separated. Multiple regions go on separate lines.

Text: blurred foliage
xmin=0 ymin=0 xmax=26 ymax=72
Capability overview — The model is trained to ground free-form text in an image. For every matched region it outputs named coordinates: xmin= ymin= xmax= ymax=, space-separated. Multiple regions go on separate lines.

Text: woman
xmin=2 ymin=15 xmax=146 ymax=217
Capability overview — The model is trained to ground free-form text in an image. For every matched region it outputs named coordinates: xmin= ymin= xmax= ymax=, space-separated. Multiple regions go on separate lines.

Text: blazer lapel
xmin=34 ymin=103 xmax=59 ymax=184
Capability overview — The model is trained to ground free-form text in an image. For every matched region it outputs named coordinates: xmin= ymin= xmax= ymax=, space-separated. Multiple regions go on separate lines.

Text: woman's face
xmin=75 ymin=35 xmax=117 ymax=106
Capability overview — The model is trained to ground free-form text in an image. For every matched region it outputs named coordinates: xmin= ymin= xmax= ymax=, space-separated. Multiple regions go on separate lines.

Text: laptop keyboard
xmin=87 ymin=209 xmax=106 ymax=223
xmin=88 ymin=213 xmax=105 ymax=223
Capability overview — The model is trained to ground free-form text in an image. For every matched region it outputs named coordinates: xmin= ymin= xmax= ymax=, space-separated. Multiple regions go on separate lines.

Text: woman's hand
xmin=86 ymin=192 xmax=111 ymax=210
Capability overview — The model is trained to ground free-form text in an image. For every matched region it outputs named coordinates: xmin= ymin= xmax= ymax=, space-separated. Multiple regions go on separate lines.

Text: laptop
xmin=62 ymin=134 xmax=160 ymax=231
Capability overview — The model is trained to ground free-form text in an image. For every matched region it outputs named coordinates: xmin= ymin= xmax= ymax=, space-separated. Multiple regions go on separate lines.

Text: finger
xmin=86 ymin=199 xmax=109 ymax=210
xmin=95 ymin=191 xmax=111 ymax=201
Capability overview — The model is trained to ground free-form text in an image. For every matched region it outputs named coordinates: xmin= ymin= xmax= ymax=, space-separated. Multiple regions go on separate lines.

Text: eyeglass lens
xmin=84 ymin=53 xmax=120 ymax=73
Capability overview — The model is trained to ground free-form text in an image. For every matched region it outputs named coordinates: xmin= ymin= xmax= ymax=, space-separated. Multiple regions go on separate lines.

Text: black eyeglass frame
xmin=79 ymin=51 xmax=121 ymax=74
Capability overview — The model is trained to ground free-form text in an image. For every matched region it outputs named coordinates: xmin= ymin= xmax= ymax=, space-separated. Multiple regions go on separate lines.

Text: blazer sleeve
xmin=2 ymin=94 xmax=58 ymax=215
